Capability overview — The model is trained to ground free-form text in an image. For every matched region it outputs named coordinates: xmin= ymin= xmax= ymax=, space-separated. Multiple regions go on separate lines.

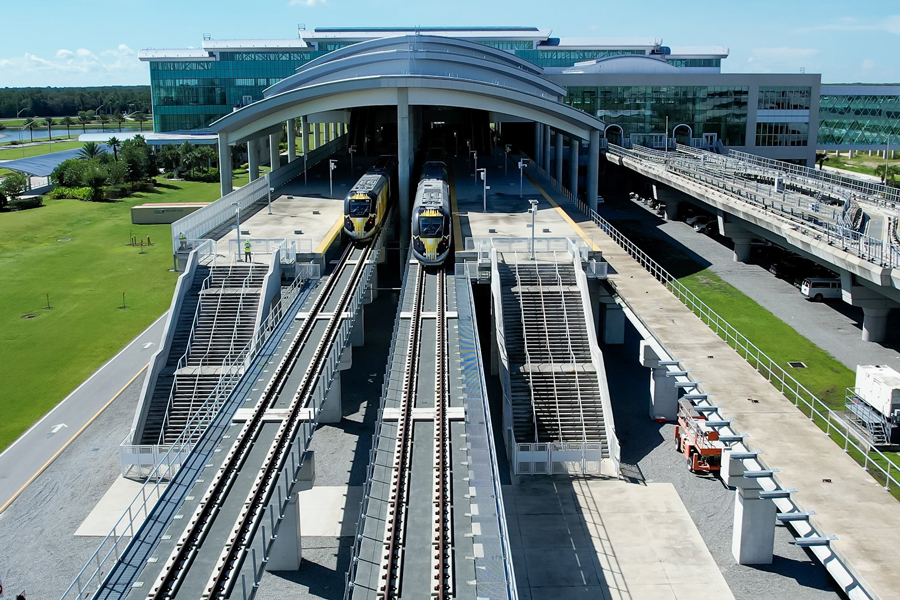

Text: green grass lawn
xmin=825 ymin=152 xmax=900 ymax=181
xmin=0 ymin=140 xmax=83 ymax=160
xmin=0 ymin=176 xmax=232 ymax=452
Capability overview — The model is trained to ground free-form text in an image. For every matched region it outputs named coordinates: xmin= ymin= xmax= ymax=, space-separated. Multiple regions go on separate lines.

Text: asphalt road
xmin=0 ymin=312 xmax=168 ymax=513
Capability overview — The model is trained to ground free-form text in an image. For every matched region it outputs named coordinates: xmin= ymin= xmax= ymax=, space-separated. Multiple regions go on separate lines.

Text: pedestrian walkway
xmin=525 ymin=165 xmax=900 ymax=600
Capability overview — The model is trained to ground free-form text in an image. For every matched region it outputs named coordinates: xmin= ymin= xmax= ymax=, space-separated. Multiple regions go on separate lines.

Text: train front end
xmin=412 ymin=207 xmax=451 ymax=265
xmin=343 ymin=191 xmax=378 ymax=241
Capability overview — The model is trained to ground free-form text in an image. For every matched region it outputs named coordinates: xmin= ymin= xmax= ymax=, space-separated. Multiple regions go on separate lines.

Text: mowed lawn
xmin=0 ymin=140 xmax=83 ymax=160
xmin=0 ymin=178 xmax=233 ymax=451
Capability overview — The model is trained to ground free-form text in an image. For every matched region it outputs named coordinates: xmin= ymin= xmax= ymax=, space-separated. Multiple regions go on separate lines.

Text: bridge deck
xmin=522 ymin=164 xmax=900 ymax=600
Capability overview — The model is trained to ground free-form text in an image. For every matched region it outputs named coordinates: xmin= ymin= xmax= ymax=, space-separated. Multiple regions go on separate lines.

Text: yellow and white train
xmin=343 ymin=156 xmax=396 ymax=241
xmin=411 ymin=161 xmax=452 ymax=265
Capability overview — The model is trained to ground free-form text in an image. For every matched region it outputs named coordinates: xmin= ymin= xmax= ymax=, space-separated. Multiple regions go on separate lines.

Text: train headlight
xmin=364 ymin=215 xmax=376 ymax=232
xmin=413 ymin=238 xmax=425 ymax=253
xmin=344 ymin=217 xmax=354 ymax=232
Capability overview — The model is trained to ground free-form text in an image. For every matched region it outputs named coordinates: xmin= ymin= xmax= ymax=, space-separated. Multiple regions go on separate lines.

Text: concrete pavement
xmin=0 ymin=312 xmax=167 ymax=513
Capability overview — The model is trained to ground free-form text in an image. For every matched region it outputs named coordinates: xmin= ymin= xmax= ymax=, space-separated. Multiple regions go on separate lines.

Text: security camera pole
xmin=518 ymin=158 xmax=528 ymax=198
xmin=266 ymin=173 xmax=273 ymax=215
xmin=477 ymin=168 xmax=489 ymax=212
xmin=529 ymin=199 xmax=539 ymax=260
xmin=505 ymin=144 xmax=511 ymax=176
xmin=349 ymin=144 xmax=357 ymax=174
xmin=233 ymin=200 xmax=242 ymax=261
xmin=470 ymin=150 xmax=478 ymax=176
xmin=329 ymin=159 xmax=338 ymax=198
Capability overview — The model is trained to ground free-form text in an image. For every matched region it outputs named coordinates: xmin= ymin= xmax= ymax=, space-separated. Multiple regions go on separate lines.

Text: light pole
xmin=303 ymin=153 xmax=308 ymax=187
xmin=665 ymin=115 xmax=669 ymax=152
xmin=329 ymin=159 xmax=338 ymax=197
xmin=504 ymin=144 xmax=511 ymax=176
xmin=349 ymin=144 xmax=356 ymax=174
xmin=529 ymin=199 xmax=539 ymax=260
xmin=266 ymin=173 xmax=274 ymax=215
xmin=470 ymin=150 xmax=477 ymax=176
xmin=454 ymin=131 xmax=458 ymax=157
xmin=233 ymin=201 xmax=242 ymax=262
xmin=466 ymin=139 xmax=471 ymax=166
xmin=477 ymin=168 xmax=489 ymax=212
xmin=518 ymin=158 xmax=528 ymax=198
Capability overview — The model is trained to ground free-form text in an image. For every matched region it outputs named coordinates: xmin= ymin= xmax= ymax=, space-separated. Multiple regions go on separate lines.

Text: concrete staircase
xmin=142 ymin=263 xmax=268 ymax=445
xmin=498 ymin=258 xmax=607 ymax=451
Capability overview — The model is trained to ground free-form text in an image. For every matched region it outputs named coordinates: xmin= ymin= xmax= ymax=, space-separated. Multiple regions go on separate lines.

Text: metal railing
xmin=66 ymin=266 xmax=320 ymax=600
xmin=532 ymin=164 xmax=900 ymax=495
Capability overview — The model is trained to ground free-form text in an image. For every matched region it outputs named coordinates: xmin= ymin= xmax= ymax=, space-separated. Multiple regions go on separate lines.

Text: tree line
xmin=0 ymin=86 xmax=151 ymax=119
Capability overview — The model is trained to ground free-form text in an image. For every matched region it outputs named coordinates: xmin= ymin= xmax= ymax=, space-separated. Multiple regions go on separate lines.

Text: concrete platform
xmin=297 ymin=485 xmax=362 ymax=537
xmin=214 ymin=159 xmax=373 ymax=264
xmin=520 ymin=164 xmax=900 ymax=600
xmin=505 ymin=478 xmax=734 ymax=600
xmin=75 ymin=477 xmax=167 ymax=537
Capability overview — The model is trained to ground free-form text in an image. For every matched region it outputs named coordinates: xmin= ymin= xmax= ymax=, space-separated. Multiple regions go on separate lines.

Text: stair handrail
xmin=511 ymin=252 xmax=541 ymax=444
xmin=224 ymin=268 xmax=254 ymax=366
xmin=532 ymin=258 xmax=565 ymax=443
xmin=552 ymin=253 xmax=590 ymax=456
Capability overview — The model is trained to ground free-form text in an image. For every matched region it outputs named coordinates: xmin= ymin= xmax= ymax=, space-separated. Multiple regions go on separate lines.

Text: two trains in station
xmin=342 ymin=156 xmax=453 ymax=265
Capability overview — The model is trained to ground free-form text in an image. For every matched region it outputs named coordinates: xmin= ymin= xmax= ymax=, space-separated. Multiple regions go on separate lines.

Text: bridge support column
xmin=397 ymin=89 xmax=412 ymax=258
xmin=320 ymin=347 xmax=352 ymax=424
xmin=351 ymin=308 xmax=365 ymax=347
xmin=717 ymin=215 xmax=754 ymax=262
xmin=266 ymin=452 xmax=314 ymax=572
xmin=248 ymin=137 xmax=261 ymax=181
xmin=722 ymin=450 xmax=776 ymax=564
xmin=287 ymin=119 xmax=296 ymax=163
xmin=326 ymin=123 xmax=333 ymax=143
xmin=639 ymin=341 xmax=678 ymax=421
xmin=269 ymin=132 xmax=281 ymax=171
xmin=534 ymin=122 xmax=542 ymax=166
xmin=555 ymin=131 xmax=564 ymax=184
xmin=862 ymin=307 xmax=891 ymax=342
xmin=218 ymin=136 xmax=233 ymax=197
xmin=840 ymin=271 xmax=897 ymax=342
xmin=599 ymin=296 xmax=624 ymax=344
xmin=569 ymin=135 xmax=580 ymax=199
xmin=543 ymin=125 xmax=552 ymax=173
xmin=587 ymin=129 xmax=600 ymax=213
xmin=309 ymin=121 xmax=318 ymax=151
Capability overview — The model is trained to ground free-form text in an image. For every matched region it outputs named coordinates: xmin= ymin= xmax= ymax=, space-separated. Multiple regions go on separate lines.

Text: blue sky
xmin=0 ymin=0 xmax=897 ymax=87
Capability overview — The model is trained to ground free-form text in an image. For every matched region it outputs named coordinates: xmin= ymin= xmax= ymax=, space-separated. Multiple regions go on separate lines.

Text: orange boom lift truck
xmin=674 ymin=398 xmax=724 ymax=473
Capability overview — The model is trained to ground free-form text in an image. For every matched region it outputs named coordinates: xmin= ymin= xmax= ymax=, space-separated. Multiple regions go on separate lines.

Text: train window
xmin=419 ymin=215 xmax=444 ymax=236
xmin=348 ymin=199 xmax=370 ymax=216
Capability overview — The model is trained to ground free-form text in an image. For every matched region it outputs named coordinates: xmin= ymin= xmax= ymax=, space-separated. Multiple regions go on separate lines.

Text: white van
xmin=801 ymin=277 xmax=841 ymax=301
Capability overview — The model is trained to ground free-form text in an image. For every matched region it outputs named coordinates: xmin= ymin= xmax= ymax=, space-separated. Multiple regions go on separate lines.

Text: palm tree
xmin=78 ymin=141 xmax=106 ymax=160
xmin=42 ymin=117 xmax=56 ymax=141
xmin=112 ymin=113 xmax=126 ymax=132
xmin=97 ymin=113 xmax=109 ymax=133
xmin=60 ymin=116 xmax=74 ymax=138
xmin=77 ymin=112 xmax=91 ymax=133
xmin=107 ymin=136 xmax=121 ymax=161
xmin=133 ymin=112 xmax=149 ymax=132
xmin=22 ymin=118 xmax=36 ymax=142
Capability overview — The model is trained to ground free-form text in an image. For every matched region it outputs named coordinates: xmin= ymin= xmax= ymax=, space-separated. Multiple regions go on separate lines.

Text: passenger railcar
xmin=411 ymin=160 xmax=452 ymax=265
xmin=343 ymin=156 xmax=396 ymax=241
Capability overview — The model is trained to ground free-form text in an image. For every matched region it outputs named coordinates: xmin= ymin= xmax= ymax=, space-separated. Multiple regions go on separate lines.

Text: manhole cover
xmin=58 ymin=238 xmax=73 ymax=242
xmin=21 ymin=313 xmax=36 ymax=319
xmin=788 ymin=361 xmax=807 ymax=369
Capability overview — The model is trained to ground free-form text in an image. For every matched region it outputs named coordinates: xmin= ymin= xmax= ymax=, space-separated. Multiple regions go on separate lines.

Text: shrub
xmin=47 ymin=187 xmax=93 ymax=201
xmin=1 ymin=172 xmax=29 ymax=199
xmin=185 ymin=168 xmax=220 ymax=183
xmin=106 ymin=185 xmax=129 ymax=199
xmin=9 ymin=196 xmax=44 ymax=211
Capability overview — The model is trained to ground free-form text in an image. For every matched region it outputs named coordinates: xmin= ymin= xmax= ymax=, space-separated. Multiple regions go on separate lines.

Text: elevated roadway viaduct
xmin=607 ymin=149 xmax=900 ymax=342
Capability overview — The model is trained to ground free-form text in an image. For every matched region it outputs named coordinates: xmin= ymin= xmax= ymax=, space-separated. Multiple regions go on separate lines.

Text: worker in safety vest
xmin=244 ymin=240 xmax=252 ymax=262
xmin=178 ymin=232 xmax=187 ymax=250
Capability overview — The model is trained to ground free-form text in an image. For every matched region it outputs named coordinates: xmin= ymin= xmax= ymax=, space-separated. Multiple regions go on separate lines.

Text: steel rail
xmin=378 ymin=264 xmax=426 ymax=598
xmin=430 ymin=272 xmax=452 ymax=598
xmin=145 ymin=242 xmax=359 ymax=600
xmin=203 ymin=240 xmax=375 ymax=599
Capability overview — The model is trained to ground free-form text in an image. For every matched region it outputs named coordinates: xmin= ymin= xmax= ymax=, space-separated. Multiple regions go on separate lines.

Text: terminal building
xmin=139 ymin=25 xmax=899 ymax=167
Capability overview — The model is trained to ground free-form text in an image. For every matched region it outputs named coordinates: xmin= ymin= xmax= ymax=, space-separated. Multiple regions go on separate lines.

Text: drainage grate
xmin=58 ymin=238 xmax=73 ymax=242
xmin=21 ymin=313 xmax=36 ymax=319
xmin=788 ymin=361 xmax=807 ymax=369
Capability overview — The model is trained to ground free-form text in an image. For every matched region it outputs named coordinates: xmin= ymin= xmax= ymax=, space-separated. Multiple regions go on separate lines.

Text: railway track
xmin=146 ymin=240 xmax=376 ymax=600
xmin=377 ymin=266 xmax=452 ymax=598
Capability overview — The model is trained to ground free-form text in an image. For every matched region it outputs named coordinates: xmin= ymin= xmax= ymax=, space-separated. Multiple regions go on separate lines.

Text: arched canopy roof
xmin=211 ymin=35 xmax=604 ymax=143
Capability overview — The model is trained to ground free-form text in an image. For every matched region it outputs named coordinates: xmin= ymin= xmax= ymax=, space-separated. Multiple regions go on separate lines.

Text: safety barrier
xmin=530 ymin=162 xmax=900 ymax=496
xmin=170 ymin=134 xmax=349 ymax=253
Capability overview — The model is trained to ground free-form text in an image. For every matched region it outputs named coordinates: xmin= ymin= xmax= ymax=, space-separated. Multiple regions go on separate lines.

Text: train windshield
xmin=348 ymin=196 xmax=371 ymax=217
xmin=417 ymin=215 xmax=446 ymax=237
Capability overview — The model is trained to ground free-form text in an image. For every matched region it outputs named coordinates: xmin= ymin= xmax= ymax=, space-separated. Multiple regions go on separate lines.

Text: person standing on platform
xmin=244 ymin=239 xmax=252 ymax=263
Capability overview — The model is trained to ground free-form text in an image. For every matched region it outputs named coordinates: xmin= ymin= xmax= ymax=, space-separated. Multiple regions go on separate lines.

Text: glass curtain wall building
xmin=139 ymin=26 xmax=896 ymax=165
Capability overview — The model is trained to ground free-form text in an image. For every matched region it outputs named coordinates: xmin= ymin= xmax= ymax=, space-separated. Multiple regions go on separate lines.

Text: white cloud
xmin=862 ymin=58 xmax=876 ymax=71
xmin=799 ymin=15 xmax=900 ymax=35
xmin=0 ymin=44 xmax=146 ymax=86
xmin=288 ymin=0 xmax=326 ymax=5
xmin=751 ymin=47 xmax=819 ymax=60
